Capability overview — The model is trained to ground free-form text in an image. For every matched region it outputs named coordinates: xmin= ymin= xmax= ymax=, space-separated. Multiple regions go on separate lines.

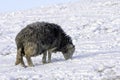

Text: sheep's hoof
xmin=48 ymin=61 xmax=51 ymax=63
xmin=43 ymin=61 xmax=47 ymax=64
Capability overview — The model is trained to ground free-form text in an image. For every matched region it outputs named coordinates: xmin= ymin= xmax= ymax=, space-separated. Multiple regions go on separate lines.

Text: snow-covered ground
xmin=0 ymin=0 xmax=120 ymax=80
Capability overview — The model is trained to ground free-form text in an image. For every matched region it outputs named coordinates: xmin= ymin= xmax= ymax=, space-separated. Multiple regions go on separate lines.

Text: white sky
xmin=0 ymin=0 xmax=79 ymax=13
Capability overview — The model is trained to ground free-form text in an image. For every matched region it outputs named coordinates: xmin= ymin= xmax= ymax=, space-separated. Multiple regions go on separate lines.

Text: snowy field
xmin=0 ymin=0 xmax=120 ymax=80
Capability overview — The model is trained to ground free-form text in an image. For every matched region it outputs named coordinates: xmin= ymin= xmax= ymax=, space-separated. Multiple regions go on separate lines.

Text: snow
xmin=0 ymin=0 xmax=120 ymax=80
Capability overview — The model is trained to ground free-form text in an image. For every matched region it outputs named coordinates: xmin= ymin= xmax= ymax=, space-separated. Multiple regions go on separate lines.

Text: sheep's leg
xmin=47 ymin=47 xmax=56 ymax=63
xmin=15 ymin=52 xmax=21 ymax=65
xmin=15 ymin=48 xmax=26 ymax=67
xmin=42 ymin=51 xmax=47 ymax=64
xmin=25 ymin=45 xmax=34 ymax=67
xmin=26 ymin=55 xmax=34 ymax=67
xmin=48 ymin=51 xmax=52 ymax=63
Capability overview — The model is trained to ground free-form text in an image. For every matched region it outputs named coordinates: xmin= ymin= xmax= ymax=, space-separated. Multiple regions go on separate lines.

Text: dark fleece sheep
xmin=15 ymin=22 xmax=75 ymax=67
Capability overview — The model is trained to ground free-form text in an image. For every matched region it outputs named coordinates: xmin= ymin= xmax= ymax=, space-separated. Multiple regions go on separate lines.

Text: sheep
xmin=15 ymin=22 xmax=75 ymax=67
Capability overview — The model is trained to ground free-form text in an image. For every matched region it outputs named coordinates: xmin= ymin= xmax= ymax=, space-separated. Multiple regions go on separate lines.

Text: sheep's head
xmin=62 ymin=44 xmax=75 ymax=60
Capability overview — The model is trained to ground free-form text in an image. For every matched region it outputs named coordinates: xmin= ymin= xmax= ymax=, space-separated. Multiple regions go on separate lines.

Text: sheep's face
xmin=62 ymin=44 xmax=75 ymax=60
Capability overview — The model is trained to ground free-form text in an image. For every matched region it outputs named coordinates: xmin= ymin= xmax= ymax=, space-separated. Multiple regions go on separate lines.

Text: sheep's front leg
xmin=42 ymin=51 xmax=47 ymax=64
xmin=48 ymin=51 xmax=52 ymax=63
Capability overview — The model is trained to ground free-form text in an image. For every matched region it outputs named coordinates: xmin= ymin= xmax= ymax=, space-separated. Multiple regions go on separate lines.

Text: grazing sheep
xmin=15 ymin=22 xmax=75 ymax=67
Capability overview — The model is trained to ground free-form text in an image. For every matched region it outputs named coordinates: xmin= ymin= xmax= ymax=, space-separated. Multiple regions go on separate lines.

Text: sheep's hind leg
xmin=15 ymin=48 xmax=26 ymax=67
xmin=26 ymin=55 xmax=34 ymax=67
